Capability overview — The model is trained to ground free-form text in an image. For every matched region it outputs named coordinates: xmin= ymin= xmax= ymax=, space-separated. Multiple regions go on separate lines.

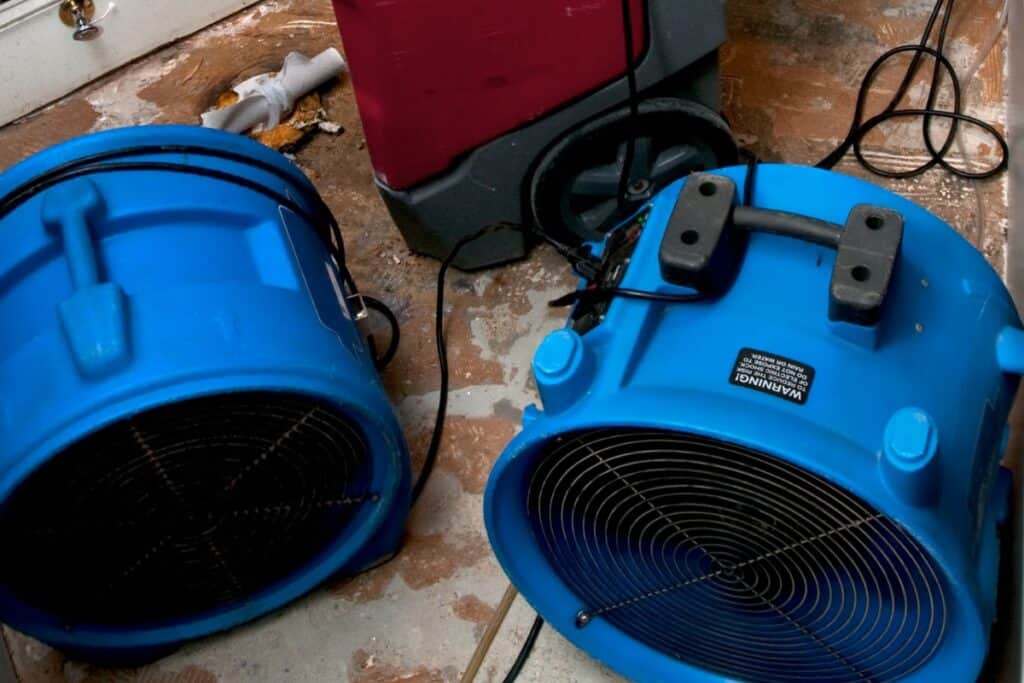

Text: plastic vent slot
xmin=527 ymin=428 xmax=947 ymax=683
xmin=0 ymin=391 xmax=374 ymax=626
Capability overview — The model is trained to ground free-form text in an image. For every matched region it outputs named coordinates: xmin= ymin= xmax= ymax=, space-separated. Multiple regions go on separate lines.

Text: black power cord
xmin=415 ymin=220 xmax=710 ymax=509
xmin=360 ymin=295 xmax=401 ymax=370
xmin=740 ymin=149 xmax=759 ymax=207
xmin=616 ymin=0 xmax=642 ymax=205
xmin=818 ymin=0 xmax=1007 ymax=179
xmin=411 ymin=224 xmax=521 ymax=503
xmin=502 ymin=615 xmax=545 ymax=683
xmin=549 ymin=285 xmax=703 ymax=308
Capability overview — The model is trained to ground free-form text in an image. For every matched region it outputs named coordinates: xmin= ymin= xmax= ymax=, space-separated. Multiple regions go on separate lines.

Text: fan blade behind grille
xmin=0 ymin=391 xmax=375 ymax=626
xmin=527 ymin=429 xmax=947 ymax=683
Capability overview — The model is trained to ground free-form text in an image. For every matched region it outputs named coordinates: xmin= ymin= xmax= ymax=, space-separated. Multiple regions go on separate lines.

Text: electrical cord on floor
xmin=817 ymin=0 xmax=1008 ymax=179
xmin=413 ymin=221 xmax=686 ymax=505
xmin=502 ymin=615 xmax=545 ymax=683
xmin=410 ymin=224 xmax=524 ymax=503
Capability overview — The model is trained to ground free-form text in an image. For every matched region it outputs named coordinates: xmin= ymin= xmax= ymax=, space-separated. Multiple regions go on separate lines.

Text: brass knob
xmin=59 ymin=0 xmax=103 ymax=42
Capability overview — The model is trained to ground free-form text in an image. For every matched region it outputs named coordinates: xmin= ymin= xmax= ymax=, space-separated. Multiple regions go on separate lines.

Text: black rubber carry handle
xmin=658 ymin=173 xmax=904 ymax=326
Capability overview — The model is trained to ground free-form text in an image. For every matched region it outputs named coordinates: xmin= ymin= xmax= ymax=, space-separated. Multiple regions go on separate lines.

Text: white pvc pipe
xmin=201 ymin=47 xmax=346 ymax=133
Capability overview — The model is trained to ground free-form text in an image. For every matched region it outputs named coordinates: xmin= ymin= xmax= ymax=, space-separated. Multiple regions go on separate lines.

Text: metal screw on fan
xmin=570 ymin=137 xmax=701 ymax=230
xmin=627 ymin=178 xmax=652 ymax=197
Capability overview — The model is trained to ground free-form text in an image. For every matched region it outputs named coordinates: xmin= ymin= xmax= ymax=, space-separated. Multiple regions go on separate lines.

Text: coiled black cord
xmin=818 ymin=0 xmax=1007 ymax=179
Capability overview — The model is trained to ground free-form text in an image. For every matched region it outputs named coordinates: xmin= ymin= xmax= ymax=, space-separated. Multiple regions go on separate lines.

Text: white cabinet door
xmin=0 ymin=0 xmax=261 ymax=125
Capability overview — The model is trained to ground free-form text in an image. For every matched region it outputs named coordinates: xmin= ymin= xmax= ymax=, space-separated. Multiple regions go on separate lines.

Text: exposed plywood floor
xmin=0 ymin=0 xmax=1012 ymax=681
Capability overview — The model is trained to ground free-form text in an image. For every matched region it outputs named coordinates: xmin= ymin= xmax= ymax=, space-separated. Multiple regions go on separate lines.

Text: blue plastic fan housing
xmin=0 ymin=126 xmax=410 ymax=662
xmin=485 ymin=165 xmax=1022 ymax=683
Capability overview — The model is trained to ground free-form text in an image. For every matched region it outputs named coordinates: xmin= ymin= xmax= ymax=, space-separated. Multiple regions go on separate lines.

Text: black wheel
xmin=530 ymin=98 xmax=737 ymax=243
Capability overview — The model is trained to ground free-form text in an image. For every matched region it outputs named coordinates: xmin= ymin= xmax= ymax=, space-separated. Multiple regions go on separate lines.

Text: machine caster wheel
xmin=530 ymin=97 xmax=737 ymax=243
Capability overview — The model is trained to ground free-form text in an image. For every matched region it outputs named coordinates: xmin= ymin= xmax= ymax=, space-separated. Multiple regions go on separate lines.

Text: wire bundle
xmin=817 ymin=0 xmax=1008 ymax=179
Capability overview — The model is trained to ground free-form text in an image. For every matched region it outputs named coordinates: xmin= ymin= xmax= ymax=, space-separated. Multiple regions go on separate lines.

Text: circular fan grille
xmin=527 ymin=429 xmax=947 ymax=683
xmin=0 ymin=391 xmax=375 ymax=626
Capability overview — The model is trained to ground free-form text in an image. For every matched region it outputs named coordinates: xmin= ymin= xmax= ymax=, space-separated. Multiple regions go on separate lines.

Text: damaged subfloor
xmin=0 ymin=0 xmax=1013 ymax=681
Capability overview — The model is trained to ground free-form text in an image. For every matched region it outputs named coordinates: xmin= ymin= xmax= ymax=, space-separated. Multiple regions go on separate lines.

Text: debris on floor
xmin=202 ymin=47 xmax=346 ymax=150
xmin=211 ymin=90 xmax=342 ymax=150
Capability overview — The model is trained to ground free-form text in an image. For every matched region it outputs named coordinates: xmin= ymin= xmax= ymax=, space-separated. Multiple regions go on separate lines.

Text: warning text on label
xmin=729 ymin=348 xmax=815 ymax=405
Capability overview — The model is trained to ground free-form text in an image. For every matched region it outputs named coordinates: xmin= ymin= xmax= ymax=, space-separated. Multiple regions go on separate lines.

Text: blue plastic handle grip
xmin=39 ymin=178 xmax=131 ymax=378
xmin=41 ymin=179 xmax=105 ymax=290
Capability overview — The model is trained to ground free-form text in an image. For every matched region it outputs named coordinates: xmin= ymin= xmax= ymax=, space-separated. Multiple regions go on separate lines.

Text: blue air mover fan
xmin=485 ymin=165 xmax=1024 ymax=682
xmin=0 ymin=126 xmax=410 ymax=662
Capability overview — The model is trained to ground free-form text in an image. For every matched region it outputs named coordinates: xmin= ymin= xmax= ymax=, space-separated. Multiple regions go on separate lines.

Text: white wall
xmin=0 ymin=0 xmax=261 ymax=125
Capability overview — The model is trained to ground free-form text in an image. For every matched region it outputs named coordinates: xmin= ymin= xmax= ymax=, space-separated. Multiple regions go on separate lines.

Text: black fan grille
xmin=527 ymin=429 xmax=947 ymax=683
xmin=0 ymin=391 xmax=376 ymax=626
